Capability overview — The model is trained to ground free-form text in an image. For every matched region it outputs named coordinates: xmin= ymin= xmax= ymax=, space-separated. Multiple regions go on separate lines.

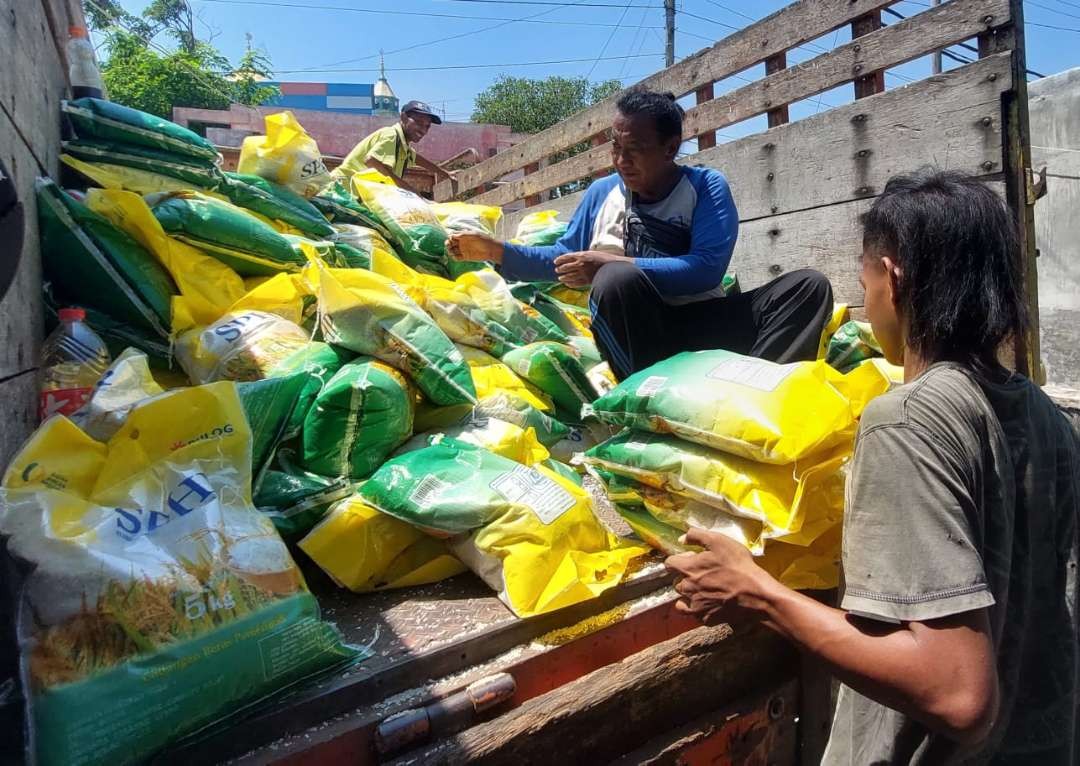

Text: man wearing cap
xmin=332 ymin=100 xmax=453 ymax=194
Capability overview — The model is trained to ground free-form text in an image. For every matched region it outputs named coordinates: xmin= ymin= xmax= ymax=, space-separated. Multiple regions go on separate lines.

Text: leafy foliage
xmin=472 ymin=76 xmax=622 ymax=134
xmin=84 ymin=1 xmax=279 ymax=119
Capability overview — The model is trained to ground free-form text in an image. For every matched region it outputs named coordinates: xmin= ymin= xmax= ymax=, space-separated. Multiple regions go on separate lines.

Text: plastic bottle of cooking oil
xmin=38 ymin=307 xmax=111 ymax=421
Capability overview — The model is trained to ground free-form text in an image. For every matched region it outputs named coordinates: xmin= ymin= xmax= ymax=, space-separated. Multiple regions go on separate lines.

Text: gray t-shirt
xmin=822 ymin=363 xmax=1079 ymax=765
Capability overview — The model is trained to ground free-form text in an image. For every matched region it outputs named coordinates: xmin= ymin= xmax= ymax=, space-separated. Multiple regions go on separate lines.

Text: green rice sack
xmin=359 ymin=438 xmax=646 ymax=617
xmin=253 ymin=451 xmax=353 ymax=541
xmin=586 ymin=350 xmax=858 ymax=464
xmin=352 ymin=178 xmax=448 ymax=276
xmin=315 ymin=264 xmax=477 ymax=406
xmin=61 ymin=140 xmax=223 ymax=189
xmin=149 ymin=192 xmax=307 ymax=276
xmin=268 ymin=342 xmax=354 ymax=440
xmin=825 ymin=320 xmax=884 ymax=373
xmin=62 ymin=97 xmax=220 ymax=163
xmin=301 ymin=358 xmax=415 ymax=479
xmin=311 ymin=180 xmax=399 ymax=243
xmin=220 ymin=173 xmax=335 ymax=238
xmin=500 ymin=341 xmax=599 ymax=420
xmin=237 ymin=372 xmax=310 ymax=480
xmin=36 ymin=178 xmax=174 ymax=338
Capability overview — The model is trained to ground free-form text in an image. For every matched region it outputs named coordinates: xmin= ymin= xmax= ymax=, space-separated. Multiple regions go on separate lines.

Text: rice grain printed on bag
xmin=353 ymin=177 xmax=449 ymax=275
xmin=301 ymin=358 xmax=415 ymax=479
xmin=501 ymin=341 xmax=599 ymax=419
xmin=0 ymin=382 xmax=361 ymax=766
xmin=62 ymin=97 xmax=220 ymax=163
xmin=359 ymin=438 xmax=646 ymax=617
xmin=176 ymin=310 xmax=312 ymax=384
xmin=150 ymin=192 xmax=307 ymax=276
xmin=583 ymin=429 xmax=846 ymax=544
xmin=587 ymin=350 xmax=860 ymax=464
xmin=238 ymin=111 xmax=332 ymax=197
xmin=314 ymin=264 xmax=477 ymax=406
xmin=36 ymin=179 xmax=175 ymax=338
xmin=300 ymin=494 xmax=465 ymax=593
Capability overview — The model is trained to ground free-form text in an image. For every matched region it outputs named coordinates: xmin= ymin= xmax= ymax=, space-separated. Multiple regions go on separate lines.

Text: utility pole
xmin=664 ymin=0 xmax=675 ymax=67
xmin=931 ymin=0 xmax=942 ymax=73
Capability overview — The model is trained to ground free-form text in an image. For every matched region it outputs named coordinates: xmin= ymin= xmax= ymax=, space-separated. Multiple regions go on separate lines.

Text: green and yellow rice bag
xmin=312 ymin=263 xmax=476 ymax=406
xmin=826 ymin=320 xmax=884 ymax=373
xmin=501 ymin=341 xmax=599 ymax=420
xmin=62 ymin=139 xmax=222 ymax=189
xmin=0 ymin=382 xmax=360 ymax=766
xmin=583 ymin=429 xmax=846 ymax=544
xmin=395 ymin=416 xmax=549 ymax=467
xmin=253 ymin=452 xmax=353 ymax=541
xmin=62 ymin=96 xmax=220 ymax=162
xmin=511 ymin=210 xmax=568 ymax=247
xmin=268 ymin=341 xmax=354 ymax=439
xmin=300 ymin=494 xmax=465 ymax=593
xmin=587 ymin=350 xmax=867 ymax=464
xmin=301 ymin=358 xmax=415 ymax=479
xmin=220 ymin=172 xmax=335 ymax=239
xmin=149 ymin=191 xmax=307 ymax=277
xmin=457 ymin=344 xmax=553 ymax=413
xmin=352 ymin=177 xmax=448 ymax=274
xmin=359 ymin=439 xmax=647 ymax=617
xmin=175 ymin=310 xmax=311 ymax=384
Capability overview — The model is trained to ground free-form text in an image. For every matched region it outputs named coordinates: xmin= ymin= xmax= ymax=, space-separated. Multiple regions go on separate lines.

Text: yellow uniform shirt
xmin=331 ymin=123 xmax=416 ymax=183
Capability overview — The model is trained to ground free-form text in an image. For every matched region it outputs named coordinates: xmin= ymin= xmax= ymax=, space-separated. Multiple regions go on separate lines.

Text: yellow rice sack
xmin=175 ymin=310 xmax=311 ymax=384
xmin=299 ymin=495 xmax=465 ymax=593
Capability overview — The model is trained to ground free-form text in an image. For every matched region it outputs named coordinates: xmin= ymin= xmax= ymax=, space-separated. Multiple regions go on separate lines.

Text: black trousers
xmin=588 ymin=262 xmax=834 ymax=380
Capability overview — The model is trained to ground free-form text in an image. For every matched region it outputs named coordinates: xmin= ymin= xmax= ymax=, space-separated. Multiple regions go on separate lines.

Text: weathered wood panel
xmin=479 ymin=0 xmax=1011 ymax=207
xmin=692 ymin=53 xmax=1010 ymax=220
xmin=434 ymin=0 xmax=900 ymax=201
xmin=0 ymin=0 xmax=78 ymax=465
xmin=391 ymin=621 xmax=798 ymax=765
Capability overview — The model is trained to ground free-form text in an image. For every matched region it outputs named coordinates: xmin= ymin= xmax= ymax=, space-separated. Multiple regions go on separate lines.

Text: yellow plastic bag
xmin=829 ymin=357 xmax=902 ymax=418
xmin=588 ymin=350 xmax=860 ymax=465
xmin=360 ymin=439 xmax=647 ymax=617
xmin=229 ymin=272 xmax=312 ymax=327
xmin=175 ymin=310 xmax=312 ymax=384
xmin=458 ymin=344 xmax=553 ymax=413
xmin=299 ymin=495 xmax=465 ymax=593
xmin=432 ymin=201 xmax=502 ymax=236
xmin=238 ymin=112 xmax=331 ymax=198
xmin=396 ymin=416 xmax=551 ymax=467
xmin=71 ymin=348 xmax=164 ymax=442
xmin=86 ymin=188 xmax=246 ymax=332
xmin=816 ymin=303 xmax=850 ymax=360
xmin=583 ymin=430 xmax=847 ymax=544
xmin=0 ymin=383 xmax=358 ymax=765
xmin=310 ymin=262 xmax=477 ymax=406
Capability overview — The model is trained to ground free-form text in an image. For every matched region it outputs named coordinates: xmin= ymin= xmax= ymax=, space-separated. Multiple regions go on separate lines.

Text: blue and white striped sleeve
xmin=633 ymin=170 xmax=738 ymax=296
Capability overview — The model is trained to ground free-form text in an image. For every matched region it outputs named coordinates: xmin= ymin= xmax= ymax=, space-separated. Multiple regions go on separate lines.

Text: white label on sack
xmin=490 ymin=465 xmax=575 ymax=525
xmin=706 ymin=358 xmax=797 ymax=392
xmin=635 ymin=375 xmax=667 ymax=398
xmin=410 ymin=474 xmax=451 ymax=509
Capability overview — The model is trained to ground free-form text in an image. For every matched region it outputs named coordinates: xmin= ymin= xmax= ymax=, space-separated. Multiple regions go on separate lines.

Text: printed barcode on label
xmin=522 ymin=327 xmax=538 ymax=343
xmin=635 ymin=375 xmax=668 ymax=397
xmin=409 ymin=475 xmax=450 ymax=509
xmin=490 ymin=465 xmax=575 ymax=525
xmin=706 ymin=358 xmax=797 ymax=392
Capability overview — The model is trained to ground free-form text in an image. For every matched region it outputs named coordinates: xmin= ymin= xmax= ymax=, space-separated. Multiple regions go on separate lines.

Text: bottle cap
xmin=69 ymin=26 xmax=88 ymax=39
xmin=59 ymin=307 xmax=86 ymax=322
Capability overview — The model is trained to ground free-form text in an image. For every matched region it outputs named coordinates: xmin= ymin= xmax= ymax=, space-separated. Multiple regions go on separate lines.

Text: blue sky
xmin=102 ymin=0 xmax=1079 ymax=130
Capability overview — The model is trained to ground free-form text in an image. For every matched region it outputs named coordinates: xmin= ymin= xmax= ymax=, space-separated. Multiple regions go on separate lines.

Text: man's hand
xmin=447 ymin=232 xmax=503 ymax=264
xmin=664 ymin=528 xmax=779 ymax=626
xmin=553 ymin=251 xmax=629 ymax=288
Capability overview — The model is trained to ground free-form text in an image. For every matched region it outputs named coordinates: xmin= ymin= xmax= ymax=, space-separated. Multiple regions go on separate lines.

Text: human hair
xmin=615 ymin=88 xmax=684 ymax=142
xmin=861 ymin=169 xmax=1028 ymax=365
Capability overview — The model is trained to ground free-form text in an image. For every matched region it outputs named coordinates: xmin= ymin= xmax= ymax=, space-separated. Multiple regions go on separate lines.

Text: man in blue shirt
xmin=448 ymin=89 xmax=833 ymax=380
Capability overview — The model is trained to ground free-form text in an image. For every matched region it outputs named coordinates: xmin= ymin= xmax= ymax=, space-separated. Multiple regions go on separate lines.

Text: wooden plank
xmin=695 ymin=83 xmax=717 ymax=148
xmin=391 ymin=620 xmax=798 ymax=764
xmin=765 ymin=52 xmax=790 ymax=127
xmin=435 ymin=0 xmax=899 ymax=201
xmin=694 ymin=53 xmax=1011 ymax=221
xmin=852 ymin=12 xmax=886 ymax=98
xmin=477 ymin=0 xmax=1013 ymax=208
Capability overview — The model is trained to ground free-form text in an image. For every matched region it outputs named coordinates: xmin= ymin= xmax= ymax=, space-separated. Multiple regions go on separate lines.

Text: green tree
xmin=472 ymin=76 xmax=622 ymax=134
xmin=84 ymin=1 xmax=279 ymax=119
xmin=472 ymin=75 xmax=622 ymax=197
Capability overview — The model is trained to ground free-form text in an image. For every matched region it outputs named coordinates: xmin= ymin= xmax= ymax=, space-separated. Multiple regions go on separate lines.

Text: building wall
xmin=1028 ymin=67 xmax=1080 ymax=385
xmin=263 ymin=81 xmax=379 ymax=114
xmin=174 ymin=104 xmax=514 ymax=163
xmin=0 ymin=0 xmax=82 ymax=468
